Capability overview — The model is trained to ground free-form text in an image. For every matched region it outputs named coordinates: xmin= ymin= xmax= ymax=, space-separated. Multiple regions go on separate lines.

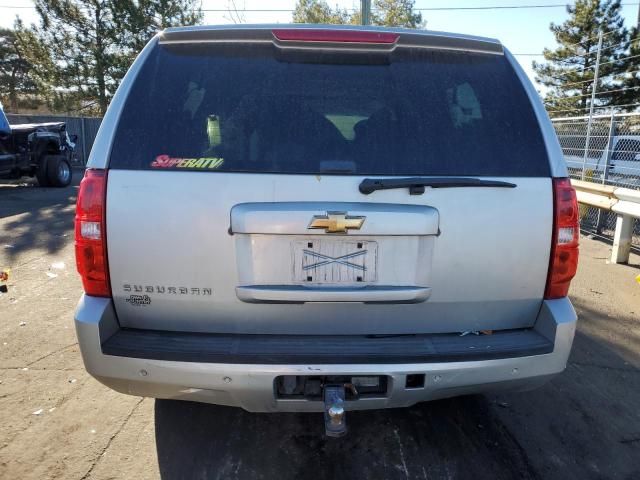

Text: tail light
xmin=272 ymin=29 xmax=399 ymax=44
xmin=75 ymin=169 xmax=111 ymax=297
xmin=545 ymin=178 xmax=579 ymax=299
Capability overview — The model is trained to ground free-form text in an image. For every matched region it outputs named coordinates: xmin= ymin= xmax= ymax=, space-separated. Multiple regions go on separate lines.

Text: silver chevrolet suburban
xmin=74 ymin=25 xmax=579 ymax=436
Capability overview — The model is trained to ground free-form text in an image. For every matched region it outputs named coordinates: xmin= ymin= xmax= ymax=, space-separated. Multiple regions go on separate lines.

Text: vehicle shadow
xmin=484 ymin=299 xmax=640 ymax=480
xmin=154 ymin=297 xmax=640 ymax=480
xmin=155 ymin=393 xmax=536 ymax=480
xmin=0 ymin=174 xmax=80 ymax=262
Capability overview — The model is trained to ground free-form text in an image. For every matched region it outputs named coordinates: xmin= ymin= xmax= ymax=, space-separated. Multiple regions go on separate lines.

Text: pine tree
xmin=0 ymin=26 xmax=38 ymax=111
xmin=371 ymin=0 xmax=424 ymax=28
xmin=293 ymin=0 xmax=424 ymax=28
xmin=617 ymin=25 xmax=640 ymax=109
xmin=0 ymin=19 xmax=56 ymax=112
xmin=292 ymin=0 xmax=350 ymax=24
xmin=533 ymin=0 xmax=628 ymax=117
xmin=31 ymin=0 xmax=202 ymax=115
xmin=113 ymin=0 xmax=203 ymax=56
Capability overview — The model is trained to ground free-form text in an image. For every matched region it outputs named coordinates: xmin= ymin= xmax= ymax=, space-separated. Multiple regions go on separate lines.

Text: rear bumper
xmin=74 ymin=296 xmax=577 ymax=412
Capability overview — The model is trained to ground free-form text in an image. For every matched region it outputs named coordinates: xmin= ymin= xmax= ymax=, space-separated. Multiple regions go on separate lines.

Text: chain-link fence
xmin=552 ymin=112 xmax=640 ymax=252
xmin=6 ymin=114 xmax=102 ymax=166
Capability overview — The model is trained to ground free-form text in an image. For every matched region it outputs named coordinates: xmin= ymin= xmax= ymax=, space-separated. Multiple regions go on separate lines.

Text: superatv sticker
xmin=151 ymin=155 xmax=224 ymax=169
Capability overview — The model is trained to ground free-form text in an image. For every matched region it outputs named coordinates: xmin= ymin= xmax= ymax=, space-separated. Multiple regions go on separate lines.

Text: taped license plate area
xmin=292 ymin=240 xmax=378 ymax=284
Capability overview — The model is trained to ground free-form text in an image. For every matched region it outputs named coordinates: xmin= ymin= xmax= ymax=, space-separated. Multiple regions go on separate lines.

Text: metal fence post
xmin=361 ymin=0 xmax=371 ymax=25
xmin=581 ymin=30 xmax=604 ymax=180
xmin=80 ymin=117 xmax=87 ymax=165
xmin=602 ymin=111 xmax=615 ymax=185
xmin=596 ymin=110 xmax=616 ymax=232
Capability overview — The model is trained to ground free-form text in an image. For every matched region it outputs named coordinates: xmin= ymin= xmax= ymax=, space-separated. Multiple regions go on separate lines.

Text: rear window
xmin=109 ymin=42 xmax=550 ymax=176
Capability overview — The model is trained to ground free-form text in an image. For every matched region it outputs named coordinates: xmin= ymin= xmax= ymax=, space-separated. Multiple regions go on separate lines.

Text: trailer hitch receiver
xmin=323 ymin=385 xmax=347 ymax=437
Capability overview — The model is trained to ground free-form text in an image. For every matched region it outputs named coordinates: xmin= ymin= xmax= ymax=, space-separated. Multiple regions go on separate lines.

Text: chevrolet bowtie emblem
xmin=308 ymin=212 xmax=365 ymax=234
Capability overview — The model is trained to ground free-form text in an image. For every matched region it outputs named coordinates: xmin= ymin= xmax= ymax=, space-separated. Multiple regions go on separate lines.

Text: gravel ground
xmin=0 ymin=176 xmax=638 ymax=480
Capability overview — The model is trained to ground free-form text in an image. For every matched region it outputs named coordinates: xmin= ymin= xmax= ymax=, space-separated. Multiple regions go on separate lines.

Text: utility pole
xmin=581 ymin=29 xmax=604 ymax=180
xmin=361 ymin=0 xmax=371 ymax=25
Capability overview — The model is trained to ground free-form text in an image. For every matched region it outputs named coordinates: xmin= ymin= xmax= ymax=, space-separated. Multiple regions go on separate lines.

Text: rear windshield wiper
xmin=359 ymin=177 xmax=517 ymax=195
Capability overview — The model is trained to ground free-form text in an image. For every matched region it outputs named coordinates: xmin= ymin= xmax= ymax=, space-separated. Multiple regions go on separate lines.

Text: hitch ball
xmin=328 ymin=405 xmax=345 ymax=426
xmin=324 ymin=385 xmax=347 ymax=437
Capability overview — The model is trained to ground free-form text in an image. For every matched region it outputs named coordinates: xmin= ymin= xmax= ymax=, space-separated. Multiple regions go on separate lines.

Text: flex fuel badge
xmin=125 ymin=294 xmax=151 ymax=306
xmin=151 ymin=155 xmax=224 ymax=169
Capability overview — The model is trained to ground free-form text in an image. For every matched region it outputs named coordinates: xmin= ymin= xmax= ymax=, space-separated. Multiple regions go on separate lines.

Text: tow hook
xmin=323 ymin=383 xmax=358 ymax=437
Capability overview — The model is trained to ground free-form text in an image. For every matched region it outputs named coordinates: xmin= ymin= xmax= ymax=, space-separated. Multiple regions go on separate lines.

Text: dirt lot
xmin=0 ymin=176 xmax=639 ymax=480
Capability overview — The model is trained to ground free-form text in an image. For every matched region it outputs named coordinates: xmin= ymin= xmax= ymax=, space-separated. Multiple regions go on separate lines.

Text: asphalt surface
xmin=0 ymin=175 xmax=639 ymax=480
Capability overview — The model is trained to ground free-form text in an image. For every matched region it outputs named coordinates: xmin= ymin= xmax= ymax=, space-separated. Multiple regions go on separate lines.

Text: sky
xmin=1 ymin=0 xmax=640 ymax=88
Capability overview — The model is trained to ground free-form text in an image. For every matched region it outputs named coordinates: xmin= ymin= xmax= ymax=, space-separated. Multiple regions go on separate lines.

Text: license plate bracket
xmin=292 ymin=239 xmax=378 ymax=284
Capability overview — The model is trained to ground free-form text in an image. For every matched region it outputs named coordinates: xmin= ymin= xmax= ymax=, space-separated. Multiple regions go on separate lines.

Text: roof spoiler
xmin=159 ymin=25 xmax=503 ymax=55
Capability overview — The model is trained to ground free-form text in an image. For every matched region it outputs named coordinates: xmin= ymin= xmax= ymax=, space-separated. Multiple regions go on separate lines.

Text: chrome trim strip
xmin=158 ymin=38 xmax=272 ymax=45
xmin=158 ymin=39 xmax=502 ymax=55
xmin=230 ymin=202 xmax=439 ymax=236
xmin=236 ymin=285 xmax=432 ymax=303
